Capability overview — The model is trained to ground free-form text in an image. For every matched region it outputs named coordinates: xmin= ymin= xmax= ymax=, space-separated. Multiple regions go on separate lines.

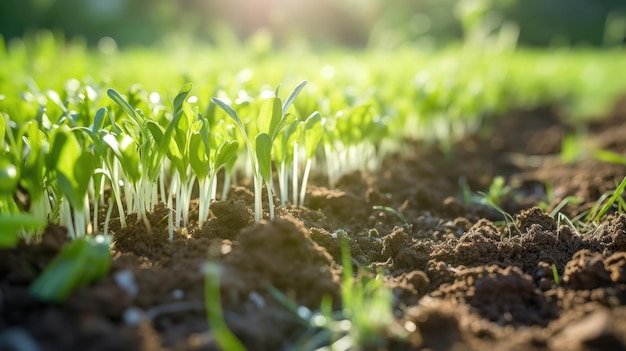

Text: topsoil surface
xmin=2 ymin=97 xmax=626 ymax=351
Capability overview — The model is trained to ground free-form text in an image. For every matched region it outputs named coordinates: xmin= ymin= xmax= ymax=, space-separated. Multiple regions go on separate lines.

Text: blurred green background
xmin=1 ymin=0 xmax=625 ymax=48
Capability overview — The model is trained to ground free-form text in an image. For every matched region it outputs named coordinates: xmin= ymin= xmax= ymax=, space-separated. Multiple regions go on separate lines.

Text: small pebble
xmin=123 ymin=307 xmax=146 ymax=326
xmin=114 ymin=270 xmax=139 ymax=298
xmin=0 ymin=328 xmax=41 ymax=351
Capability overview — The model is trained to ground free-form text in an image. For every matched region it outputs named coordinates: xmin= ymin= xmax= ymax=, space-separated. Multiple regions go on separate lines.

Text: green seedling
xmin=267 ymin=237 xmax=403 ymax=350
xmin=29 ymin=234 xmax=111 ymax=303
xmin=551 ymin=263 xmax=560 ymax=285
xmin=586 ymin=176 xmax=626 ymax=222
xmin=204 ymin=248 xmax=246 ymax=351
xmin=0 ymin=213 xmax=47 ymax=248
xmin=48 ymin=127 xmax=96 ymax=239
xmin=212 ymin=81 xmax=307 ymax=221
xmin=372 ymin=205 xmax=409 ymax=224
xmin=594 ymin=149 xmax=626 ymax=166
xmin=477 ymin=191 xmax=522 ymax=236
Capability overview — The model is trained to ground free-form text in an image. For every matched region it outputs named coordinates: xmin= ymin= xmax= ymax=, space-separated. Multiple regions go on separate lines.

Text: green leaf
xmin=0 ymin=213 xmax=47 ymax=248
xmin=103 ymin=133 xmax=141 ymax=183
xmin=107 ymin=88 xmax=141 ymax=126
xmin=214 ymin=140 xmax=239 ymax=170
xmin=257 ymin=97 xmax=282 ymax=140
xmin=282 ymin=80 xmax=307 ymax=114
xmin=594 ymin=149 xmax=626 ymax=166
xmin=255 ymin=133 xmax=273 ymax=183
xmin=211 ymin=98 xmax=247 ymax=138
xmin=303 ymin=112 xmax=323 ymax=159
xmin=91 ymin=107 xmax=107 ymax=135
xmin=29 ymin=235 xmax=111 ymax=303
xmin=51 ymin=129 xmax=88 ymax=209
xmin=274 ymin=112 xmax=297 ymax=141
xmin=0 ymin=113 xmax=5 ymax=146
xmin=173 ymin=83 xmax=193 ymax=115
xmin=0 ymin=155 xmax=19 ymax=196
xmin=146 ymin=120 xmax=164 ymax=144
xmin=189 ymin=132 xmax=209 ymax=179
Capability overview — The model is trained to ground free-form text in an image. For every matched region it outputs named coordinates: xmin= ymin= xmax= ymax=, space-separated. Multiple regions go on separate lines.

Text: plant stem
xmin=299 ymin=158 xmax=312 ymax=207
xmin=292 ymin=142 xmax=299 ymax=206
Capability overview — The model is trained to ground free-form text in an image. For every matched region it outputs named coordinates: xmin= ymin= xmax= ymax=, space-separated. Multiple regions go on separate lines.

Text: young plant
xmin=268 ymin=238 xmax=404 ymax=350
xmin=29 ymin=234 xmax=111 ymax=303
xmin=594 ymin=149 xmax=626 ymax=166
xmin=0 ymin=213 xmax=47 ymax=248
xmin=586 ymin=175 xmax=626 ymax=222
xmin=212 ymin=81 xmax=307 ymax=221
xmin=297 ymin=112 xmax=323 ymax=207
xmin=107 ymin=84 xmax=193 ymax=238
xmin=48 ymin=126 xmax=96 ymax=239
xmin=189 ymin=116 xmax=239 ymax=228
xmin=204 ymin=252 xmax=246 ymax=351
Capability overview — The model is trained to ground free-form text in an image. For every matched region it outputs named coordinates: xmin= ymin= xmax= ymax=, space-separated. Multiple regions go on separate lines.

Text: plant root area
xmin=3 ymin=99 xmax=626 ymax=351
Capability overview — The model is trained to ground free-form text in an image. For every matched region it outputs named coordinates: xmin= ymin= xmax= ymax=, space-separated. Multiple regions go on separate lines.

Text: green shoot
xmin=594 ymin=149 xmax=626 ymax=166
xmin=298 ymin=112 xmax=323 ymax=207
xmin=482 ymin=176 xmax=512 ymax=206
xmin=586 ymin=176 xmax=626 ymax=222
xmin=0 ymin=213 xmax=47 ymax=248
xmin=49 ymin=127 xmax=96 ymax=239
xmin=372 ymin=205 xmax=409 ymax=224
xmin=212 ymin=81 xmax=308 ymax=221
xmin=212 ymin=97 xmax=264 ymax=222
xmin=266 ymin=237 xmax=400 ymax=350
xmin=29 ymin=235 xmax=111 ymax=303
xmin=477 ymin=191 xmax=522 ymax=236
xmin=551 ymin=263 xmax=560 ymax=285
xmin=204 ymin=245 xmax=246 ymax=351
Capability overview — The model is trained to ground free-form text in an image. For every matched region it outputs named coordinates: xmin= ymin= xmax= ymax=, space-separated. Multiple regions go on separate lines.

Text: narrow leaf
xmin=106 ymin=88 xmax=141 ymax=125
xmin=29 ymin=235 xmax=111 ymax=303
xmin=173 ymin=83 xmax=193 ymax=114
xmin=282 ymin=80 xmax=307 ymax=114
xmin=258 ymin=97 xmax=282 ymax=140
xmin=303 ymin=112 xmax=323 ymax=159
xmin=0 ymin=213 xmax=46 ymax=248
xmin=255 ymin=133 xmax=273 ymax=183
xmin=214 ymin=140 xmax=239 ymax=170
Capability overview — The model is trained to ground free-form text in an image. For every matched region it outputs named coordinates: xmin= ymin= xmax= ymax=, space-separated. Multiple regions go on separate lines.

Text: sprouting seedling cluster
xmin=0 ymin=79 xmax=329 ymax=244
xmin=3 ymin=35 xmax=626 ymax=245
xmin=212 ymin=81 xmax=325 ymax=221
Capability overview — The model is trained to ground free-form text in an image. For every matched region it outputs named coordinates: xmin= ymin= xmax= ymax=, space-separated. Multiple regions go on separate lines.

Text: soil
xmin=2 ymin=97 xmax=626 ymax=351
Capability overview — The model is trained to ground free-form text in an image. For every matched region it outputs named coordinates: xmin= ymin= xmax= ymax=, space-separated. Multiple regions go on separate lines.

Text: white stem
xmin=108 ymin=160 xmax=127 ymax=228
xmin=104 ymin=197 xmax=114 ymax=236
xmin=182 ymin=175 xmax=195 ymax=227
xmin=292 ymin=142 xmax=299 ymax=206
xmin=278 ymin=161 xmax=287 ymax=207
xmin=198 ymin=178 xmax=208 ymax=228
xmin=299 ymin=159 xmax=312 ymax=207
xmin=159 ymin=163 xmax=166 ymax=205
xmin=254 ymin=172 xmax=263 ymax=222
xmin=62 ymin=199 xmax=75 ymax=240
xmin=221 ymin=169 xmax=232 ymax=201
xmin=135 ymin=182 xmax=152 ymax=234
xmin=210 ymin=174 xmax=218 ymax=201
xmin=168 ymin=206 xmax=174 ymax=241
xmin=84 ymin=194 xmax=91 ymax=235
xmin=92 ymin=195 xmax=99 ymax=234
xmin=73 ymin=204 xmax=87 ymax=239
xmin=267 ymin=181 xmax=275 ymax=219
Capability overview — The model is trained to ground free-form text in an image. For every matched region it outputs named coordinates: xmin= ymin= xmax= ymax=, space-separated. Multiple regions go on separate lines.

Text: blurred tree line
xmin=0 ymin=0 xmax=624 ymax=48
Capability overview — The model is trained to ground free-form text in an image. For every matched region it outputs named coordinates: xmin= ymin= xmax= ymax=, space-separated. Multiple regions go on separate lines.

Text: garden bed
xmin=2 ymin=98 xmax=626 ymax=351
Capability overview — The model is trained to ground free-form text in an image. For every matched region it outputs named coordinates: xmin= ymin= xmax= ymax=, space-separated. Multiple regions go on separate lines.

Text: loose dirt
xmin=2 ymin=98 xmax=626 ymax=351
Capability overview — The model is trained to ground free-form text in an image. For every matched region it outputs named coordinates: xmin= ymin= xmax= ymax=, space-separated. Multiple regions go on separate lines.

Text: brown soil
xmin=2 ymin=98 xmax=626 ymax=351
